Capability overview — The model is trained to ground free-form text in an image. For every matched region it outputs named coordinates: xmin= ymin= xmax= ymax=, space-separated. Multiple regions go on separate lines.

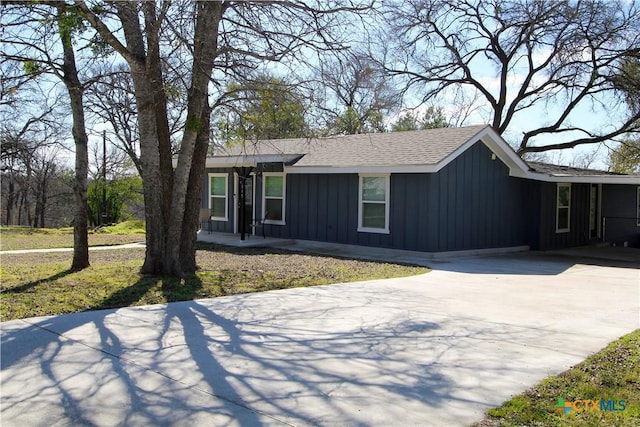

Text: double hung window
xmin=556 ymin=183 xmax=571 ymax=233
xmin=209 ymin=173 xmax=228 ymax=221
xmin=263 ymin=173 xmax=285 ymax=224
xmin=358 ymin=174 xmax=390 ymax=234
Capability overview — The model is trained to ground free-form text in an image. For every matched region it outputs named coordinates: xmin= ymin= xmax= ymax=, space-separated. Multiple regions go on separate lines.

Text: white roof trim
xmin=524 ymin=171 xmax=640 ymax=184
xmin=285 ymin=164 xmax=441 ymax=174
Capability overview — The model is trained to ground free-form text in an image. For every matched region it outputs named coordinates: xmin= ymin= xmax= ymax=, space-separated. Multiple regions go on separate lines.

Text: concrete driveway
xmin=1 ymin=253 xmax=638 ymax=426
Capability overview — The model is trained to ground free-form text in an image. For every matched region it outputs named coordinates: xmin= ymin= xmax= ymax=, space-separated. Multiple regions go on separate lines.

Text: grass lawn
xmin=474 ymin=329 xmax=640 ymax=427
xmin=0 ymin=242 xmax=428 ymax=321
xmin=0 ymin=221 xmax=146 ymax=251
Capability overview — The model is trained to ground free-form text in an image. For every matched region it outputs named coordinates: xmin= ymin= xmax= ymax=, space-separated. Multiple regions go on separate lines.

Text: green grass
xmin=96 ymin=220 xmax=145 ymax=234
xmin=477 ymin=329 xmax=640 ymax=427
xmin=0 ymin=221 xmax=145 ymax=251
xmin=0 ymin=244 xmax=428 ymax=321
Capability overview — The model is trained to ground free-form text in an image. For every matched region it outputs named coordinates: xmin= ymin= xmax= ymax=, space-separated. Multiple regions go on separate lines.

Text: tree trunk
xmin=79 ymin=0 xmax=224 ymax=276
xmin=163 ymin=2 xmax=223 ymax=276
xmin=111 ymin=2 xmax=168 ymax=274
xmin=18 ymin=187 xmax=25 ymax=226
xmin=133 ymin=73 xmax=166 ymax=274
xmin=6 ymin=179 xmax=15 ymax=225
xmin=180 ymin=107 xmax=211 ymax=273
xmin=38 ymin=178 xmax=46 ymax=228
xmin=57 ymin=3 xmax=90 ymax=270
xmin=143 ymin=1 xmax=174 ymax=229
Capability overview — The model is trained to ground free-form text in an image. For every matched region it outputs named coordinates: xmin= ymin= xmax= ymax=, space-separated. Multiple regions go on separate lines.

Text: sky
xmin=7 ymin=1 xmax=635 ymax=173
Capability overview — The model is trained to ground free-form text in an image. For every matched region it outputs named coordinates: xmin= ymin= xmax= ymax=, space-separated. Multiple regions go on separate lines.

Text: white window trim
xmin=209 ymin=173 xmax=228 ymax=221
xmin=262 ymin=172 xmax=286 ymax=225
xmin=637 ymin=186 xmax=640 ymax=227
xmin=556 ymin=183 xmax=571 ymax=233
xmin=358 ymin=173 xmax=390 ymax=234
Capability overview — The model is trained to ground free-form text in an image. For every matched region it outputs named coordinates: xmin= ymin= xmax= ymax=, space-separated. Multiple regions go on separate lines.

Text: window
xmin=209 ymin=173 xmax=228 ymax=221
xmin=556 ymin=183 xmax=571 ymax=233
xmin=358 ymin=174 xmax=390 ymax=234
xmin=263 ymin=173 xmax=285 ymax=224
xmin=637 ymin=187 xmax=640 ymax=227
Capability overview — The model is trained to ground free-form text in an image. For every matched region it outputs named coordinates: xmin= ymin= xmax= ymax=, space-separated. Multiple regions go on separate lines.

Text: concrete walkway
xmin=197 ymin=232 xmax=531 ymax=267
xmin=1 ymin=251 xmax=638 ymax=426
xmin=0 ymin=242 xmax=146 ymax=255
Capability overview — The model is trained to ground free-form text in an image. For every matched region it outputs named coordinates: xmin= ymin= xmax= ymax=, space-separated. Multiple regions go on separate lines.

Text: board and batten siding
xmin=270 ymin=141 xmax=529 ymax=253
xmin=533 ymin=181 xmax=591 ymax=250
xmin=420 ymin=141 xmax=528 ymax=252
xmin=267 ymin=173 xmax=363 ymax=245
xmin=601 ymin=184 xmax=640 ymax=247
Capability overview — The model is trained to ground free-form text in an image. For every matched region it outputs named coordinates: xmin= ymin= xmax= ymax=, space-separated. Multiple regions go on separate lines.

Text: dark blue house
xmin=201 ymin=125 xmax=640 ymax=253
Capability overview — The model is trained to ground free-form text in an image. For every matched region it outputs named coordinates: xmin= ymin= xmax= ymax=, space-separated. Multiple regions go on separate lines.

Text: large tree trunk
xmin=113 ymin=2 xmax=168 ymax=274
xmin=180 ymin=107 xmax=211 ymax=273
xmin=79 ymin=0 xmax=224 ymax=276
xmin=133 ymin=71 xmax=166 ymax=274
xmin=57 ymin=3 xmax=89 ymax=270
xmin=163 ymin=2 xmax=223 ymax=276
xmin=143 ymin=1 xmax=174 ymax=228
xmin=68 ymin=60 xmax=89 ymax=271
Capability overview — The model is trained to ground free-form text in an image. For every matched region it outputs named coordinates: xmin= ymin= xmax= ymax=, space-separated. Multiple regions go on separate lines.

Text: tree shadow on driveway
xmin=1 ymin=276 xmax=572 ymax=426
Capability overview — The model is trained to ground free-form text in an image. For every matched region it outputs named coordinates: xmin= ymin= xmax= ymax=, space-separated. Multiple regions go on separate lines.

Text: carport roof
xmin=527 ymin=162 xmax=627 ymax=177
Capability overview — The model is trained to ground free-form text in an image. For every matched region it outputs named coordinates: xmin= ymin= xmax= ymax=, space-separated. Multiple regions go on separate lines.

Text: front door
xmin=235 ymin=174 xmax=254 ymax=236
xmin=242 ymin=177 xmax=254 ymax=234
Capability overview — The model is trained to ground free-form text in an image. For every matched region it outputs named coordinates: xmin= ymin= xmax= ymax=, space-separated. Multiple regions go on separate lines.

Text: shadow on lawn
xmin=91 ymin=274 xmax=204 ymax=312
xmin=1 ymin=269 xmax=75 ymax=294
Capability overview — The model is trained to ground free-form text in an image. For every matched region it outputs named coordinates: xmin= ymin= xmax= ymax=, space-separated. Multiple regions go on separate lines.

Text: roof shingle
xmin=214 ymin=125 xmax=488 ymax=167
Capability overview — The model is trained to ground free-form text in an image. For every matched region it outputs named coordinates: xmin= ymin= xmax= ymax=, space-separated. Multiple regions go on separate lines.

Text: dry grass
xmin=0 ymin=225 xmax=145 ymax=251
xmin=0 ymin=243 xmax=428 ymax=321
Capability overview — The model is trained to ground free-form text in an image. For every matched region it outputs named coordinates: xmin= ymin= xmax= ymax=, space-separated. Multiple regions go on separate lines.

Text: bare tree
xmin=85 ymin=62 xmax=189 ymax=177
xmin=75 ymin=0 xmax=372 ymax=276
xmin=0 ymin=66 xmax=68 ymax=227
xmin=85 ymin=67 xmax=143 ymax=175
xmin=383 ymin=0 xmax=640 ymax=155
xmin=314 ymin=51 xmax=401 ymax=134
xmin=2 ymin=1 xmax=96 ymax=269
xmin=1 ymin=125 xmax=73 ymax=228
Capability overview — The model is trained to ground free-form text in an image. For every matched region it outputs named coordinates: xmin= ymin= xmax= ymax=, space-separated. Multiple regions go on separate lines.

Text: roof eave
xmin=205 ymin=153 xmax=302 ymax=168
xmin=284 ymin=164 xmax=440 ymax=174
xmin=526 ymin=172 xmax=640 ymax=184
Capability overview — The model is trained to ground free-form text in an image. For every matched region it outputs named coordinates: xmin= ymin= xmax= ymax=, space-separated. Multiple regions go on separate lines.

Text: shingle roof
xmin=207 ymin=126 xmax=640 ymax=184
xmin=214 ymin=125 xmax=488 ymax=167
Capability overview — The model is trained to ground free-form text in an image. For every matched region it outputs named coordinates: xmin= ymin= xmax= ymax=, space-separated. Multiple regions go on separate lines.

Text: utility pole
xmin=102 ymin=129 xmax=107 ymax=225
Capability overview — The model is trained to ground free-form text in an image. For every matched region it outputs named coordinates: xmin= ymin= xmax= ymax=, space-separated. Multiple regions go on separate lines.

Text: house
xmin=201 ymin=125 xmax=640 ymax=253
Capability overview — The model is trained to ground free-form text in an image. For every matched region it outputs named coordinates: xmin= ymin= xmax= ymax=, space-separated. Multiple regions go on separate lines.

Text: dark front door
xmin=242 ymin=177 xmax=254 ymax=234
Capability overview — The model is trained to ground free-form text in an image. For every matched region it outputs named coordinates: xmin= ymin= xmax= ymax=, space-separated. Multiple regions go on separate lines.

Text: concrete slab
xmin=197 ymin=231 xmax=294 ymax=249
xmin=0 ymin=242 xmax=146 ymax=255
xmin=1 ymin=254 xmax=639 ymax=426
xmin=197 ymin=231 xmax=530 ymax=267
